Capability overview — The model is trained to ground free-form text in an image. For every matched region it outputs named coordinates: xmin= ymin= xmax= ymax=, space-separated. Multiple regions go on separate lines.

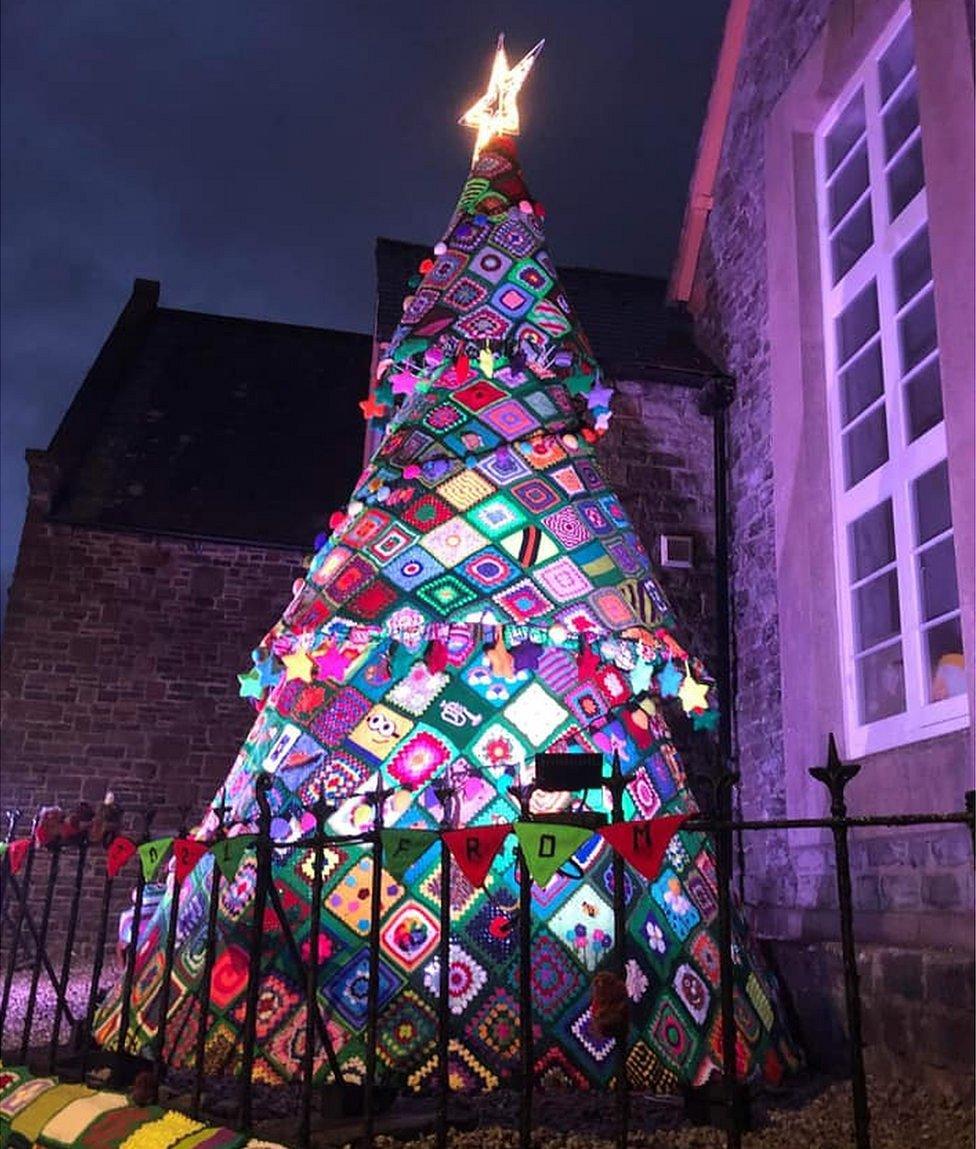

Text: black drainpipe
xmin=697 ymin=373 xmax=735 ymax=775
xmin=698 ymin=372 xmax=746 ymax=901
xmin=623 ymin=360 xmax=742 ymax=894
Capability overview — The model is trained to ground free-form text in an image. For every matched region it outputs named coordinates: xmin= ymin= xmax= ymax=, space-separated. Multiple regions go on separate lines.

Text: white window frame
xmin=814 ymin=3 xmax=968 ymax=757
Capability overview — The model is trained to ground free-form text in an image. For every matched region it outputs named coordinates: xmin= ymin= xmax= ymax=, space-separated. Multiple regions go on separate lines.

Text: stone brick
xmin=881 ymin=1007 xmax=913 ymax=1058
xmin=880 ymin=872 xmax=921 ymax=911
xmin=865 ymin=837 xmax=910 ymax=868
xmin=925 ymin=955 xmax=975 ymax=1013
xmin=922 ymin=872 xmax=963 ymax=909
xmin=882 ymin=951 xmax=924 ymax=1002
xmin=854 ymin=874 xmax=882 ymax=911
xmin=929 ymin=827 xmax=974 ymax=868
xmin=795 ymin=873 xmax=838 ymax=910
xmin=920 ymin=1011 xmax=976 ymax=1070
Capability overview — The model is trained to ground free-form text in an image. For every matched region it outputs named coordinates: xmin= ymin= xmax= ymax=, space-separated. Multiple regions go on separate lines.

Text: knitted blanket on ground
xmin=0 ymin=1065 xmax=285 ymax=1149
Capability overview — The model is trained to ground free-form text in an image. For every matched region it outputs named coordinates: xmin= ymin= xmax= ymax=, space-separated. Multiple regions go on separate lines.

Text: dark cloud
xmin=1 ymin=0 xmax=725 ymax=614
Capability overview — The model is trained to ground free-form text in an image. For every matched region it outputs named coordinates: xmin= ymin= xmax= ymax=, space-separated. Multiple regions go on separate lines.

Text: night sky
xmin=0 ymin=1 xmax=726 ymax=616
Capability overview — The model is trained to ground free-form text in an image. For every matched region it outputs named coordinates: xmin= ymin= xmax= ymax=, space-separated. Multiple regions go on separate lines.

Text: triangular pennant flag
xmin=598 ymin=815 xmax=689 ymax=880
xmin=7 ymin=838 xmax=29 ymax=875
xmin=138 ymin=837 xmax=174 ymax=882
xmin=514 ymin=822 xmax=594 ymax=888
xmin=443 ymin=825 xmax=511 ymax=888
xmin=213 ymin=834 xmax=256 ymax=881
xmin=172 ymin=838 xmax=210 ymax=884
xmin=380 ymin=829 xmax=438 ymax=882
xmin=106 ymin=836 xmax=137 ymax=878
xmin=0 ymin=842 xmax=7 ymax=861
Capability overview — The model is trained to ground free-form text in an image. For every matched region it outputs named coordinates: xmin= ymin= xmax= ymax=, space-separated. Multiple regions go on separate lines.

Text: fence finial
xmin=809 ymin=732 xmax=861 ymax=818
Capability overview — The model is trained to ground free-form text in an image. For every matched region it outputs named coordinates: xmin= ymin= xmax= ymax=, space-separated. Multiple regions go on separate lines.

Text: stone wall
xmin=690 ymin=0 xmax=973 ymax=1087
xmin=0 ymin=451 xmax=305 ymax=955
xmin=599 ymin=378 xmax=716 ymax=671
xmin=693 ymin=0 xmax=830 ymax=904
xmin=599 ymin=377 xmax=719 ymax=787
xmin=770 ymin=938 xmax=974 ymax=1095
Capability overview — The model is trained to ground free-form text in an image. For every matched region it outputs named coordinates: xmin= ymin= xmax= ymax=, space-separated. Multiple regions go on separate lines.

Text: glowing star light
xmin=459 ymin=34 xmax=545 ymax=160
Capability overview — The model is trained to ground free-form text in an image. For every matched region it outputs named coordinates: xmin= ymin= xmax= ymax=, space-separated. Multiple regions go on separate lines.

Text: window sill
xmin=845 ymin=696 xmax=970 ymax=757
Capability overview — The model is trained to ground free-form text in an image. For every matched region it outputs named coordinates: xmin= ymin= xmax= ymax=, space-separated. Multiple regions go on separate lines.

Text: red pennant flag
xmin=577 ymin=642 xmax=600 ymax=684
xmin=172 ymin=838 xmax=210 ymax=884
xmin=443 ymin=825 xmax=511 ymax=887
xmin=106 ymin=836 xmax=137 ymax=878
xmin=7 ymin=838 xmax=30 ymax=875
xmin=453 ymin=353 xmax=472 ymax=385
xmin=598 ymin=815 xmax=689 ymax=880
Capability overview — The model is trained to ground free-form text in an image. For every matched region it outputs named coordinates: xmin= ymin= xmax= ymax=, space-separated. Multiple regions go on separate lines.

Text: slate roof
xmin=45 ymin=242 xmax=718 ymax=547
xmin=49 ymin=283 xmax=372 ymax=549
xmin=375 ymin=237 xmax=719 ymax=383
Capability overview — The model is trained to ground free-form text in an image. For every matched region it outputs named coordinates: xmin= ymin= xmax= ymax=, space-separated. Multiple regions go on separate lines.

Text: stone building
xmin=670 ymin=0 xmax=974 ymax=1088
xmin=0 ymin=250 xmax=722 ymax=946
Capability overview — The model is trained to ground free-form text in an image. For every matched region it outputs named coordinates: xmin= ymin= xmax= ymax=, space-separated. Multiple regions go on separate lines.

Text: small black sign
xmin=535 ymin=752 xmax=605 ymax=792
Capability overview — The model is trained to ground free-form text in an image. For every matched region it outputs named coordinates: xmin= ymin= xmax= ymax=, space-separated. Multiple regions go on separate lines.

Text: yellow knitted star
xmin=459 ymin=34 xmax=545 ymax=160
xmin=282 ymin=649 xmax=314 ymax=683
xmin=678 ymin=673 xmax=711 ymax=714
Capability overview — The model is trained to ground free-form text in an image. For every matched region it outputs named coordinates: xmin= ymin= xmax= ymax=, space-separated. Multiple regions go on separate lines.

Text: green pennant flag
xmin=0 ymin=842 xmax=7 ymax=860
xmin=212 ymin=834 xmax=256 ymax=881
xmin=380 ymin=829 xmax=438 ymax=882
xmin=514 ymin=822 xmax=594 ymax=888
xmin=138 ymin=837 xmax=173 ymax=882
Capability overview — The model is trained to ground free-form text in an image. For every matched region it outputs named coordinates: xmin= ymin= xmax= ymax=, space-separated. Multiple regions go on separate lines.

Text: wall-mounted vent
xmin=660 ymin=534 xmax=694 ymax=569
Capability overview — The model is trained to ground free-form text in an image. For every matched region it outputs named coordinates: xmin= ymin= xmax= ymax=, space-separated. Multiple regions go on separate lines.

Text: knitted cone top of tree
xmin=95 ymin=40 xmax=799 ymax=1093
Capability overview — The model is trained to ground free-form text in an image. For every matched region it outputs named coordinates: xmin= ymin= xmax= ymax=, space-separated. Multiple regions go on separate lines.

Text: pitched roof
xmin=45 ymin=238 xmax=719 ymax=549
xmin=668 ymin=0 xmax=751 ymax=305
xmin=49 ymin=283 xmax=372 ymax=549
xmin=375 ymin=237 xmax=718 ymax=383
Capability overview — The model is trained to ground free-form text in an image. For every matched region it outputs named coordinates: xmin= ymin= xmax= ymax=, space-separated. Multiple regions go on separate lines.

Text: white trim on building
xmin=814 ymin=3 xmax=968 ymax=757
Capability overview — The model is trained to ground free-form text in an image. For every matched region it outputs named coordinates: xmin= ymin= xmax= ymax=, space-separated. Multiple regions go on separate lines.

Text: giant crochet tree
xmin=95 ymin=38 xmax=798 ymax=1094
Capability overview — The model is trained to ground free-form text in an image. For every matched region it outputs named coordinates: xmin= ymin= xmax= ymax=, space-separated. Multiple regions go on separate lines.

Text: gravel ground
xmin=3 ymin=972 xmax=971 ymax=1148
xmin=360 ymin=1079 xmax=973 ymax=1149
xmin=170 ymin=1075 xmax=974 ymax=1149
xmin=0 ymin=969 xmax=108 ymax=1050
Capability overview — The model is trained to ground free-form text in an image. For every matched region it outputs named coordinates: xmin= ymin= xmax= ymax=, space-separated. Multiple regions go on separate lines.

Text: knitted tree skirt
xmin=0 ymin=1065 xmax=284 ymax=1149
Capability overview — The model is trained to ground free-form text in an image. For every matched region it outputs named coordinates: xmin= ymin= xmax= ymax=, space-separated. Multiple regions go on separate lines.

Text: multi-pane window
xmin=815 ymin=8 xmax=967 ymax=754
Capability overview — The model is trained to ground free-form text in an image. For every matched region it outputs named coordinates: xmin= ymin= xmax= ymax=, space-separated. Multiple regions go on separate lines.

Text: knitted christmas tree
xmin=95 ymin=39 xmax=798 ymax=1093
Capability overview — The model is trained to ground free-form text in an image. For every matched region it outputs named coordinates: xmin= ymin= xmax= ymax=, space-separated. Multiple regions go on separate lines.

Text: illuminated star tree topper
xmin=459 ymin=33 xmax=545 ymax=160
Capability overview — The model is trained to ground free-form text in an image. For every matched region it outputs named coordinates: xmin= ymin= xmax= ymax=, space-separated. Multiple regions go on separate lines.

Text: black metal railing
xmin=0 ymin=735 xmax=972 ymax=1149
